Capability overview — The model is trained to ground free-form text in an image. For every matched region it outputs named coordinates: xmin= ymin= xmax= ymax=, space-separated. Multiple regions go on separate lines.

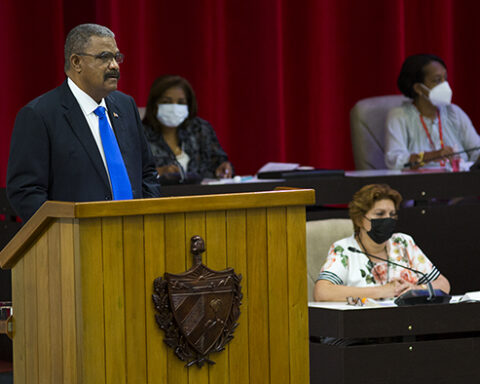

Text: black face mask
xmin=366 ymin=218 xmax=397 ymax=244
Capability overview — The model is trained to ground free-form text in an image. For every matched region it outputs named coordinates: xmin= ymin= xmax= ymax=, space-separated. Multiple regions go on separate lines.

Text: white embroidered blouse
xmin=317 ymin=233 xmax=440 ymax=287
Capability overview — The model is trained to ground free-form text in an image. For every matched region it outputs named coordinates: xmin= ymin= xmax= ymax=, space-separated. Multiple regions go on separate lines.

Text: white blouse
xmin=317 ymin=233 xmax=440 ymax=287
xmin=176 ymin=149 xmax=190 ymax=173
xmin=384 ymin=101 xmax=480 ymax=170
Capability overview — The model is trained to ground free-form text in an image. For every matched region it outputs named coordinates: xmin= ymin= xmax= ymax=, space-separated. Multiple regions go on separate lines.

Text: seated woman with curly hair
xmin=314 ymin=184 xmax=450 ymax=301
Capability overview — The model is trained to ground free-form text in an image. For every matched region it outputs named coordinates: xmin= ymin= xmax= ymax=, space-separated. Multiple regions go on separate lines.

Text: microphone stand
xmin=403 ymin=146 xmax=480 ymax=168
xmin=347 ymin=246 xmax=448 ymax=305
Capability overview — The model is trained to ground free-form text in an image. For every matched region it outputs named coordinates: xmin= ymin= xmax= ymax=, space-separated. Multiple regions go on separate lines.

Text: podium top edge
xmin=0 ymin=189 xmax=315 ymax=269
xmin=72 ymin=189 xmax=315 ymax=218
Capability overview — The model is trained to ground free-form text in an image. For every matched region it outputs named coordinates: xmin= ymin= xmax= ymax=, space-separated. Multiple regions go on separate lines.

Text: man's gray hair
xmin=64 ymin=24 xmax=115 ymax=72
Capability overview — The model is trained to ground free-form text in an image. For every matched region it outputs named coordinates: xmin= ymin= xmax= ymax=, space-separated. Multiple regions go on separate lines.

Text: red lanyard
xmin=419 ymin=110 xmax=445 ymax=166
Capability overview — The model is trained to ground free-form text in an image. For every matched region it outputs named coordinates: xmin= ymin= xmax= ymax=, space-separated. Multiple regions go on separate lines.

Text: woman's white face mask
xmin=421 ymin=81 xmax=452 ymax=107
xmin=156 ymin=104 xmax=189 ymax=127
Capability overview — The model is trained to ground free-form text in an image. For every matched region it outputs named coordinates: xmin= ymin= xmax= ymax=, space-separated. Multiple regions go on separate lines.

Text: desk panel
xmin=288 ymin=171 xmax=480 ymax=205
xmin=160 ymin=171 xmax=480 ymax=205
xmin=310 ymin=337 xmax=480 ymax=384
xmin=309 ymin=302 xmax=480 ymax=339
xmin=309 ymin=303 xmax=480 ymax=384
xmin=397 ymin=204 xmax=480 ymax=295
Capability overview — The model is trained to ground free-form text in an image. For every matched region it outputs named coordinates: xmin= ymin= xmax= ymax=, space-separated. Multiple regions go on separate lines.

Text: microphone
xmin=347 ymin=246 xmax=450 ymax=306
xmin=403 ymin=146 xmax=480 ymax=168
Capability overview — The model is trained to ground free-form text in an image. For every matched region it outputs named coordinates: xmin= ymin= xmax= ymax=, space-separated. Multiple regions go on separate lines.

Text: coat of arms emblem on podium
xmin=152 ymin=235 xmax=243 ymax=367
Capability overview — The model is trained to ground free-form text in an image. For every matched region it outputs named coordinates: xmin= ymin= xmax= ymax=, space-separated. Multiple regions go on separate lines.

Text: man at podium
xmin=6 ymin=23 xmax=160 ymax=223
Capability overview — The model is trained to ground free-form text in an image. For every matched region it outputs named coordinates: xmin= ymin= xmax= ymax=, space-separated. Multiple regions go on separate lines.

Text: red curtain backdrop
xmin=2 ymin=0 xmax=480 ymax=187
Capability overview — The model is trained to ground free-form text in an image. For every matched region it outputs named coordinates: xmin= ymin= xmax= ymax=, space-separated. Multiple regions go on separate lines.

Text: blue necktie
xmin=94 ymin=106 xmax=133 ymax=200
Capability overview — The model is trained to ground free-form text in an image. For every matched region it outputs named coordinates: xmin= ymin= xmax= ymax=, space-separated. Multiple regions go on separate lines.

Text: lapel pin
xmin=113 ymin=112 xmax=119 ymax=118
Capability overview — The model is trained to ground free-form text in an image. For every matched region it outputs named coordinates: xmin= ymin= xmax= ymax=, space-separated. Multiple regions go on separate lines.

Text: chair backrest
xmin=306 ymin=218 xmax=353 ymax=301
xmin=350 ymin=95 xmax=409 ymax=170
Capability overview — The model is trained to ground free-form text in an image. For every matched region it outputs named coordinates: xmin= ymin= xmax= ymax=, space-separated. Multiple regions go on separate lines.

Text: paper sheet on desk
xmin=257 ymin=162 xmax=300 ymax=173
xmin=309 ymin=299 xmax=397 ymax=310
xmin=450 ymin=291 xmax=480 ymax=303
xmin=202 ymin=176 xmax=277 ymax=185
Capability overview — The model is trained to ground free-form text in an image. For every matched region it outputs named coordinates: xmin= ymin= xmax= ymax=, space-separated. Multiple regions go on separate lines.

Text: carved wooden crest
xmin=152 ymin=235 xmax=242 ymax=367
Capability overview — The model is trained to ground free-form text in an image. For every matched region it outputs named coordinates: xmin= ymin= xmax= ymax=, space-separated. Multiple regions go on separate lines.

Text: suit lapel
xmin=60 ymin=82 xmax=110 ymax=189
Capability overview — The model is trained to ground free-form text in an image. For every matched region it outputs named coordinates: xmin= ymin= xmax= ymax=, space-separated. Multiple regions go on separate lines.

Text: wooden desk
xmin=161 ymin=170 xmax=480 ymax=207
xmin=309 ymin=302 xmax=480 ymax=383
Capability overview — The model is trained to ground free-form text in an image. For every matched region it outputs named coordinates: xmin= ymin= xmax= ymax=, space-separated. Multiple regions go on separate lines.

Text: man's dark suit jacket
xmin=6 ymin=80 xmax=161 ymax=222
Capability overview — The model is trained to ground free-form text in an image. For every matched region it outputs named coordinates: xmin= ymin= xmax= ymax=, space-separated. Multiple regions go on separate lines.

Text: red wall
xmin=2 ymin=0 xmax=480 ymax=186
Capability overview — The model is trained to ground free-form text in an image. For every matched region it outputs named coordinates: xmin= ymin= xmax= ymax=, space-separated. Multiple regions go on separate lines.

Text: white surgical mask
xmin=156 ymin=104 xmax=189 ymax=127
xmin=422 ymin=81 xmax=452 ymax=107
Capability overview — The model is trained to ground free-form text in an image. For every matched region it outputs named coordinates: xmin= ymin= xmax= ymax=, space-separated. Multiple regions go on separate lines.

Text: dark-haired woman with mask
xmin=385 ymin=54 xmax=480 ymax=170
xmin=314 ymin=184 xmax=450 ymax=301
xmin=142 ymin=75 xmax=233 ymax=181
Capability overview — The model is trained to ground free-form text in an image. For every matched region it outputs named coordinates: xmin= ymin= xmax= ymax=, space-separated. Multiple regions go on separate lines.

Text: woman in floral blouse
xmin=143 ymin=75 xmax=233 ymax=182
xmin=314 ymin=184 xmax=450 ymax=301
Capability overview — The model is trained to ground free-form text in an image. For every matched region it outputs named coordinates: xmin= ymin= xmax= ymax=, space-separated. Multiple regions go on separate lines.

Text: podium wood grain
xmin=0 ymin=190 xmax=314 ymax=383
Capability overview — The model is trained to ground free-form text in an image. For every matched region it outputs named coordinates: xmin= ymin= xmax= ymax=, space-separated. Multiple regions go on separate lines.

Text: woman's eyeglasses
xmin=346 ymin=296 xmax=367 ymax=306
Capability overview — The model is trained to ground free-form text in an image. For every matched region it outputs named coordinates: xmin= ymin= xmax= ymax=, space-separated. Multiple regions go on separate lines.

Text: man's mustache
xmin=104 ymin=71 xmax=120 ymax=80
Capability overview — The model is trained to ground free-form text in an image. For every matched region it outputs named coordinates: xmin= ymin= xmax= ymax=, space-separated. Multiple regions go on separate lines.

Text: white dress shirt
xmin=67 ymin=77 xmax=113 ymax=182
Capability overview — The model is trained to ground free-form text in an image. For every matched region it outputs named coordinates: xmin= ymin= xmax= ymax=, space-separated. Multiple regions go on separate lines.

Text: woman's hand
xmin=426 ymin=146 xmax=454 ymax=163
xmin=156 ymin=164 xmax=180 ymax=176
xmin=380 ymin=278 xmax=414 ymax=298
xmin=410 ymin=146 xmax=454 ymax=168
xmin=314 ymin=279 xmax=415 ymax=301
xmin=215 ymin=161 xmax=233 ymax=178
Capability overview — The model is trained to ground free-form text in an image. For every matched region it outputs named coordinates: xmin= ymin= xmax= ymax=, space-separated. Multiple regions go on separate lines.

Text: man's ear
xmin=70 ymin=54 xmax=82 ymax=73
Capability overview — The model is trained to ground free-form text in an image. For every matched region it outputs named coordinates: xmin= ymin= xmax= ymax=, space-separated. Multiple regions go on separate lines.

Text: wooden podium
xmin=0 ymin=189 xmax=314 ymax=384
